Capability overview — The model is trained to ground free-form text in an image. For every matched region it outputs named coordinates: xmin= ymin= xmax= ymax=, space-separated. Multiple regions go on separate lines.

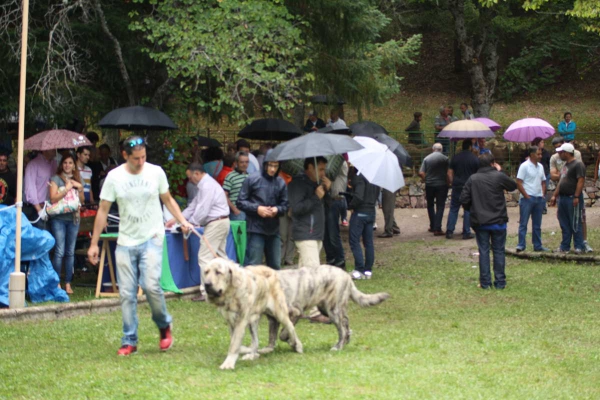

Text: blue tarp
xmin=0 ymin=205 xmax=69 ymax=307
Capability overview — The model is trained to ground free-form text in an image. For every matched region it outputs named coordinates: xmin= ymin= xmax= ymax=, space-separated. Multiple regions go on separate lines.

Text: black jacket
xmin=460 ymin=166 xmax=517 ymax=228
xmin=237 ymin=170 xmax=288 ymax=236
xmin=0 ymin=170 xmax=17 ymax=206
xmin=303 ymin=118 xmax=326 ymax=132
xmin=348 ymin=173 xmax=379 ymax=213
xmin=288 ymin=173 xmax=327 ymax=241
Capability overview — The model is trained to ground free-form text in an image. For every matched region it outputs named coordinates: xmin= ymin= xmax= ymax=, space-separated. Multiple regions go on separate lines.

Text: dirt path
xmin=337 ymin=206 xmax=600 ymax=263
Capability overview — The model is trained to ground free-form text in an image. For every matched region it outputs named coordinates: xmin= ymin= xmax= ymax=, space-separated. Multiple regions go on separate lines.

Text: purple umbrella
xmin=473 ymin=117 xmax=502 ymax=132
xmin=503 ymin=118 xmax=555 ymax=143
xmin=437 ymin=120 xmax=494 ymax=139
xmin=24 ymin=129 xmax=92 ymax=151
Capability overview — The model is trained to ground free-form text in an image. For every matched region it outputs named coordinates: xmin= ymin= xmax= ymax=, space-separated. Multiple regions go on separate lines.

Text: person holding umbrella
xmin=446 ymin=140 xmax=479 ymax=240
xmin=303 ymin=111 xmax=326 ymax=132
xmin=24 ymin=149 xmax=57 ymax=229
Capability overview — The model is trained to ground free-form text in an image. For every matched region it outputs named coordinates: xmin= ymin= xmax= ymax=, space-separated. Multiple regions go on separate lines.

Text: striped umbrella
xmin=437 ymin=120 xmax=494 ymax=139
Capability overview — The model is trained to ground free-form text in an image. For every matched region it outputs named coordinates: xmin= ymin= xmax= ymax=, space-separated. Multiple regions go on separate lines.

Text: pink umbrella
xmin=473 ymin=117 xmax=502 ymax=132
xmin=24 ymin=129 xmax=92 ymax=151
xmin=503 ymin=118 xmax=555 ymax=143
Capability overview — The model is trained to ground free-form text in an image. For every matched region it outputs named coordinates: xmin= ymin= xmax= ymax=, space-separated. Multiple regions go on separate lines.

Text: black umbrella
xmin=238 ymin=118 xmax=302 ymax=141
xmin=310 ymin=95 xmax=345 ymax=105
xmin=372 ymin=133 xmax=413 ymax=168
xmin=349 ymin=121 xmax=388 ymax=137
xmin=98 ymin=106 xmax=178 ymax=131
xmin=195 ymin=135 xmax=222 ymax=147
xmin=316 ymin=126 xmax=352 ymax=136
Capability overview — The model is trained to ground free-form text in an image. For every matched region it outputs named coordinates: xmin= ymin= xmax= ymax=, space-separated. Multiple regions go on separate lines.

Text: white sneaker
xmin=584 ymin=241 xmax=594 ymax=253
xmin=373 ymin=223 xmax=378 ymax=231
xmin=351 ymin=270 xmax=364 ymax=280
xmin=364 ymin=271 xmax=372 ymax=280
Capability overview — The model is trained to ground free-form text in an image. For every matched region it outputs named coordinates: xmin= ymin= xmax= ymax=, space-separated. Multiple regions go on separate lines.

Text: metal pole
xmin=10 ymin=0 xmax=30 ymax=309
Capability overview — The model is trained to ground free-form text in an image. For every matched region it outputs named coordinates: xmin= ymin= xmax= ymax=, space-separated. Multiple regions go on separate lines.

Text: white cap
xmin=556 ymin=143 xmax=575 ymax=153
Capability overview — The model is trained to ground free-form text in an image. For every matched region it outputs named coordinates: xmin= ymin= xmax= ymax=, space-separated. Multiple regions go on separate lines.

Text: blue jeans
xmin=475 ymin=228 xmax=507 ymax=289
xmin=446 ymin=186 xmax=471 ymax=236
xmin=324 ymin=199 xmax=346 ymax=268
xmin=115 ymin=236 xmax=172 ymax=347
xmin=517 ymin=196 xmax=545 ymax=250
xmin=557 ymin=195 xmax=585 ymax=251
xmin=425 ymin=185 xmax=449 ymax=231
xmin=349 ymin=211 xmax=375 ymax=273
xmin=50 ymin=218 xmax=79 ymax=283
xmin=229 ymin=210 xmax=246 ymax=221
xmin=245 ymin=232 xmax=281 ymax=269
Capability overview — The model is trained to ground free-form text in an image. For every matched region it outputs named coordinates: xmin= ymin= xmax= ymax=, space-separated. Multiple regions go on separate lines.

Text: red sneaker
xmin=159 ymin=324 xmax=173 ymax=351
xmin=117 ymin=345 xmax=137 ymax=356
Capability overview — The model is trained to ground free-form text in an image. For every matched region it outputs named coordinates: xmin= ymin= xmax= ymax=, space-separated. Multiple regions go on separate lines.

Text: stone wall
xmin=395 ymin=178 xmax=600 ymax=209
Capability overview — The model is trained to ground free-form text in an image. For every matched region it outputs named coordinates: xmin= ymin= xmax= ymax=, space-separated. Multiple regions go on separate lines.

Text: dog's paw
xmin=292 ymin=341 xmax=303 ymax=354
xmin=241 ymin=353 xmax=260 ymax=361
xmin=239 ymin=346 xmax=253 ymax=355
xmin=330 ymin=346 xmax=340 ymax=351
xmin=258 ymin=346 xmax=274 ymax=354
xmin=219 ymin=358 xmax=237 ymax=370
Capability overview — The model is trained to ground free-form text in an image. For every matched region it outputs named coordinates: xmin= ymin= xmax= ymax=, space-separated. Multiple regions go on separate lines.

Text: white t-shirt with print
xmin=79 ymin=165 xmax=93 ymax=203
xmin=100 ymin=163 xmax=169 ymax=247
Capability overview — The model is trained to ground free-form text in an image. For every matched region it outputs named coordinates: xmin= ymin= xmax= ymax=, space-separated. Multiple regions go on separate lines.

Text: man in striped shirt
xmin=223 ymin=151 xmax=249 ymax=221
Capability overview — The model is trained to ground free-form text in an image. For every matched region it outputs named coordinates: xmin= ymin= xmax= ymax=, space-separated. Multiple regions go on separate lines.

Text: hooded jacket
xmin=237 ymin=160 xmax=288 ymax=236
xmin=288 ymin=173 xmax=328 ymax=241
xmin=348 ymin=173 xmax=379 ymax=213
xmin=460 ymin=166 xmax=517 ymax=228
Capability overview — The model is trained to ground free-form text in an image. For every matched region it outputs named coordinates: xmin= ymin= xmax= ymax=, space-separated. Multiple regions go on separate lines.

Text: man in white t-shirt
xmin=76 ymin=146 xmax=93 ymax=204
xmin=516 ymin=146 xmax=548 ymax=252
xmin=87 ymin=136 xmax=193 ymax=357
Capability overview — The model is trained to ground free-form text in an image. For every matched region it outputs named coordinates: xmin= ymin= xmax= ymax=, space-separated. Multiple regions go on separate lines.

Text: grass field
xmin=2 ymin=232 xmax=600 ymax=399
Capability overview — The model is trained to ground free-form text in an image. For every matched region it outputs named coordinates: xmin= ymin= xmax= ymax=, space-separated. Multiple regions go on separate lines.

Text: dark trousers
xmin=446 ymin=186 xmax=471 ymax=236
xmin=245 ymin=233 xmax=281 ymax=269
xmin=425 ymin=185 xmax=449 ymax=232
xmin=557 ymin=195 xmax=585 ymax=251
xmin=382 ymin=189 xmax=398 ymax=234
xmin=475 ymin=228 xmax=507 ymax=289
xmin=349 ymin=211 xmax=375 ymax=273
xmin=324 ymin=199 xmax=346 ymax=268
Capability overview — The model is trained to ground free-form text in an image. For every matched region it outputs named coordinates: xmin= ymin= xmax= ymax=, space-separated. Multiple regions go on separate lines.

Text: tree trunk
xmin=94 ymin=0 xmax=136 ymax=106
xmin=448 ymin=0 xmax=498 ymax=118
xmin=453 ymin=38 xmax=462 ymax=73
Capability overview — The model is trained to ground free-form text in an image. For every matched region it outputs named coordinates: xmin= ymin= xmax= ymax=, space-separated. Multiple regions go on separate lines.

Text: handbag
xmin=46 ymin=187 xmax=81 ymax=216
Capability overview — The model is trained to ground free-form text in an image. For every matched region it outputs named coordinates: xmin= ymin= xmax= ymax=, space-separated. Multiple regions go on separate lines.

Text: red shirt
xmin=216 ymin=166 xmax=234 ymax=186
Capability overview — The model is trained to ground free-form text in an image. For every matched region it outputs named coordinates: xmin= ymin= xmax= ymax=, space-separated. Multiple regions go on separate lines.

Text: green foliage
xmin=133 ymin=0 xmax=312 ymax=124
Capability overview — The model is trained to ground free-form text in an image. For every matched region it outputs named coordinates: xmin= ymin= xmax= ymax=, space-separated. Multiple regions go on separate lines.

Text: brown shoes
xmin=309 ymin=315 xmax=332 ymax=324
xmin=191 ymin=294 xmax=206 ymax=302
xmin=433 ymin=231 xmax=445 ymax=236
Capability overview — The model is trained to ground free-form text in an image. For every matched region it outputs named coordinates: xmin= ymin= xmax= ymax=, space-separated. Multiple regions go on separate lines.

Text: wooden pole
xmin=9 ymin=0 xmax=30 ymax=309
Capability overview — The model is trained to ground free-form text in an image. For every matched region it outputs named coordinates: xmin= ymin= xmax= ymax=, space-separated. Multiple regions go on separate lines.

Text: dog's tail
xmin=350 ymin=284 xmax=389 ymax=307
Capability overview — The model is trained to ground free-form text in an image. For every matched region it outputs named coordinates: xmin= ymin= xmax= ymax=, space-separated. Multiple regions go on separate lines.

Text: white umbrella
xmin=347 ymin=136 xmax=405 ymax=193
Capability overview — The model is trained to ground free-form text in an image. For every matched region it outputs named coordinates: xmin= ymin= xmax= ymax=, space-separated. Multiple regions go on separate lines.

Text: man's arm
xmin=501 ymin=174 xmax=518 ymax=192
xmin=459 ymin=178 xmax=472 ymax=210
xmin=23 ymin=162 xmax=41 ymax=210
xmin=275 ymin=180 xmax=289 ymax=216
xmin=225 ymin=192 xmax=240 ymax=215
xmin=447 ymin=169 xmax=454 ymax=186
xmin=160 ymin=191 xmax=194 ymax=230
xmin=289 ymin=182 xmax=320 ymax=217
xmin=573 ymin=176 xmax=585 ymax=206
xmin=237 ymin=177 xmax=259 ymax=214
xmin=516 ymin=179 xmax=529 ymax=199
xmin=87 ymin=200 xmax=112 ymax=265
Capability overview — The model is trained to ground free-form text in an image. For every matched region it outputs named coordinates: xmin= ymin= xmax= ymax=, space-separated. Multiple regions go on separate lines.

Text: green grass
xmin=3 ymin=233 xmax=600 ymax=399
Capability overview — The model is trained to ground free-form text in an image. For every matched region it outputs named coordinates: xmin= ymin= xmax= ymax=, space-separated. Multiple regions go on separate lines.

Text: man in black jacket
xmin=237 ymin=156 xmax=288 ymax=269
xmin=303 ymin=111 xmax=326 ymax=132
xmin=460 ymin=153 xmax=517 ymax=290
xmin=0 ymin=150 xmax=16 ymax=206
xmin=288 ymin=157 xmax=331 ymax=267
xmin=348 ymin=173 xmax=380 ymax=280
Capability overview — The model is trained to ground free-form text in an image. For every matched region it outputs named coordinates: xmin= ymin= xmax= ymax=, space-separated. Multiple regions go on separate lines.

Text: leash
xmin=0 ymin=201 xmax=23 ymax=213
xmin=185 ymin=227 xmax=222 ymax=259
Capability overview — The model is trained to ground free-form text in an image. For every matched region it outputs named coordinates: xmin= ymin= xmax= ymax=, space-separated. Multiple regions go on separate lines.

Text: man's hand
xmin=549 ymin=196 xmax=557 ymax=207
xmin=315 ymin=185 xmax=325 ymax=199
xmin=269 ymin=206 xmax=278 ymax=216
xmin=311 ymin=126 xmax=318 ymax=132
xmin=257 ymin=206 xmax=273 ymax=218
xmin=180 ymin=220 xmax=194 ymax=234
xmin=88 ymin=244 xmax=100 ymax=266
xmin=573 ymin=197 xmax=580 ymax=207
xmin=321 ymin=176 xmax=332 ymax=191
xmin=233 ymin=208 xmax=241 ymax=215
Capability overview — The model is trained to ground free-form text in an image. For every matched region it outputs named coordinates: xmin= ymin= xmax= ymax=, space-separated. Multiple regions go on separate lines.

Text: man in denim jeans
xmin=460 ymin=154 xmax=517 ymax=289
xmin=516 ymin=146 xmax=549 ymax=252
xmin=88 ymin=136 xmax=193 ymax=356
xmin=348 ymin=172 xmax=380 ymax=280
xmin=549 ymin=143 xmax=586 ymax=253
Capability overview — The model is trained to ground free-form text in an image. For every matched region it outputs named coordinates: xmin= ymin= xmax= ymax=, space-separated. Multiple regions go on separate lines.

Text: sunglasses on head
xmin=126 ymin=137 xmax=145 ymax=147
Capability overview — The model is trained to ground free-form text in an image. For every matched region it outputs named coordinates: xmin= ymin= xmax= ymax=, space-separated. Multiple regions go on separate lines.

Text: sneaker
xmin=341 ymin=220 xmax=349 ymax=227
xmin=351 ymin=270 xmax=364 ymax=280
xmin=584 ymin=241 xmax=594 ymax=253
xmin=534 ymin=247 xmax=550 ymax=252
xmin=117 ymin=345 xmax=137 ymax=356
xmin=463 ymin=233 xmax=474 ymax=240
xmin=556 ymin=248 xmax=569 ymax=254
xmin=515 ymin=247 xmax=525 ymax=253
xmin=573 ymin=248 xmax=583 ymax=255
xmin=373 ymin=223 xmax=378 ymax=231
xmin=159 ymin=324 xmax=173 ymax=351
xmin=364 ymin=271 xmax=372 ymax=280
xmin=446 ymin=232 xmax=454 ymax=239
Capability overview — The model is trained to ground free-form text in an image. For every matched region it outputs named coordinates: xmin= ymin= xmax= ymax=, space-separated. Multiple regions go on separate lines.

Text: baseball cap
xmin=556 ymin=143 xmax=575 ymax=153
